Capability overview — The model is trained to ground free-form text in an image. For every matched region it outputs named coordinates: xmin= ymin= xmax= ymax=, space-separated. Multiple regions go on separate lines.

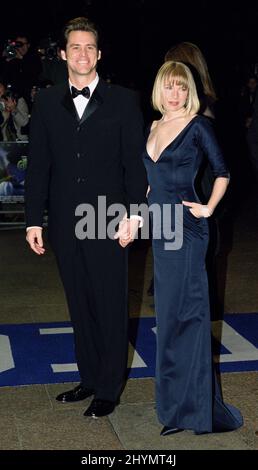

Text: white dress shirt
xmin=69 ymin=74 xmax=99 ymax=119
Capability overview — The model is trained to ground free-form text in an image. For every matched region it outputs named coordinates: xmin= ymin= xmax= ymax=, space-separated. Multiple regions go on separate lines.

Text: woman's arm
xmin=206 ymin=176 xmax=229 ymax=214
xmin=182 ymin=176 xmax=229 ymax=218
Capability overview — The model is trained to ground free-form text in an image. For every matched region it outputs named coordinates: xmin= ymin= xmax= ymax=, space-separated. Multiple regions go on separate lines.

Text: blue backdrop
xmin=0 ymin=314 xmax=257 ymax=387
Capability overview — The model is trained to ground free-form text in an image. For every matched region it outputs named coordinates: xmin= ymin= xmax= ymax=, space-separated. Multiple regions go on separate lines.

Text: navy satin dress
xmin=143 ymin=115 xmax=243 ymax=433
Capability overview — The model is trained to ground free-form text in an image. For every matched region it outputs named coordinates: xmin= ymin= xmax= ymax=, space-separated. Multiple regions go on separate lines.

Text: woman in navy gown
xmin=143 ymin=61 xmax=243 ymax=436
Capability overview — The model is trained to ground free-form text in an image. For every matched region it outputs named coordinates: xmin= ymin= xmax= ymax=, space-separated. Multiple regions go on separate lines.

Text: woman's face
xmin=161 ymin=77 xmax=188 ymax=113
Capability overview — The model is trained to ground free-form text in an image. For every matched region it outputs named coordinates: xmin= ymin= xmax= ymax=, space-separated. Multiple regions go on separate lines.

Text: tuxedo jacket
xmin=25 ymin=78 xmax=147 ymax=250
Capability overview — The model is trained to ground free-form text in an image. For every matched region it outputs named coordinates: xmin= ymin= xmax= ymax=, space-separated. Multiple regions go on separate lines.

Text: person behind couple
xmin=25 ymin=16 xmax=147 ymax=418
xmin=143 ymin=61 xmax=243 ymax=435
xmin=164 ymin=41 xmax=217 ymax=119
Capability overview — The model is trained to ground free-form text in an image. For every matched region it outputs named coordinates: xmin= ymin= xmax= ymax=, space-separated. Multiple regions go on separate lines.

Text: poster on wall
xmin=0 ymin=141 xmax=28 ymax=202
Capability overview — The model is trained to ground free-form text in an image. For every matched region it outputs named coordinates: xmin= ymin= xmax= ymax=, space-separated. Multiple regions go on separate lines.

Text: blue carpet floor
xmin=0 ymin=314 xmax=257 ymax=387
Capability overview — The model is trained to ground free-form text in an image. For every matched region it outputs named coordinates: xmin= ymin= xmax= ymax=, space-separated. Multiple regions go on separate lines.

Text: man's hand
xmin=114 ymin=218 xmax=140 ymax=248
xmin=26 ymin=228 xmax=45 ymax=255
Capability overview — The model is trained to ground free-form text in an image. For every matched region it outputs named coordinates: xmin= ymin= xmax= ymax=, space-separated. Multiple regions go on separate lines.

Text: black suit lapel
xmin=61 ymin=85 xmax=80 ymax=122
xmin=80 ymin=79 xmax=106 ymax=125
xmin=61 ymin=79 xmax=108 ymax=124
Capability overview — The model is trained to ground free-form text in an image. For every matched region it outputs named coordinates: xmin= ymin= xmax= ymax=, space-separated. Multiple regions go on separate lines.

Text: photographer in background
xmin=0 ymin=81 xmax=29 ymax=141
xmin=38 ymin=37 xmax=68 ymax=85
xmin=0 ymin=34 xmax=42 ymax=104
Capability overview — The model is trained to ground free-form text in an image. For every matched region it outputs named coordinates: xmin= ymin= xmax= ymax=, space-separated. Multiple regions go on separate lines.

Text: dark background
xmin=1 ymin=0 xmax=258 ymax=115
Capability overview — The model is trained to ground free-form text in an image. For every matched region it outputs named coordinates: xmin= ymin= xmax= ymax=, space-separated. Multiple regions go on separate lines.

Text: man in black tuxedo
xmin=25 ymin=17 xmax=147 ymax=417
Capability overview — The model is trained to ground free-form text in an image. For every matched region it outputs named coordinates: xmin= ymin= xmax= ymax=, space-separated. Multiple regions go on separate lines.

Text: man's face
xmin=15 ymin=37 xmax=30 ymax=57
xmin=61 ymin=31 xmax=101 ymax=79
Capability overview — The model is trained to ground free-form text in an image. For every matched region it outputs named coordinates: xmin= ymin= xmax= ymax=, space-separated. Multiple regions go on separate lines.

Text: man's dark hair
xmin=2 ymin=89 xmax=20 ymax=102
xmin=14 ymin=34 xmax=30 ymax=42
xmin=61 ymin=17 xmax=99 ymax=50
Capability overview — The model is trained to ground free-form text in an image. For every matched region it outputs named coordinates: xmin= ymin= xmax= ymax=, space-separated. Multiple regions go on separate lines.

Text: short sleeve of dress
xmin=197 ymin=116 xmax=230 ymax=179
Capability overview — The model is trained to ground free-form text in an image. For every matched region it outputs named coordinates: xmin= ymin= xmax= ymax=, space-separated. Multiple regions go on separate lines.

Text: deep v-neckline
xmin=146 ymin=115 xmax=198 ymax=163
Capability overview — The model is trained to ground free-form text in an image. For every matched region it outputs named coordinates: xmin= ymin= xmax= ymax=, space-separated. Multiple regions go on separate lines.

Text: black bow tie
xmin=71 ymin=86 xmax=90 ymax=99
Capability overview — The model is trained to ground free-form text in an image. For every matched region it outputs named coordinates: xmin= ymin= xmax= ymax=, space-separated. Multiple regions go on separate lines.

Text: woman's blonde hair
xmin=165 ymin=42 xmax=216 ymax=101
xmin=152 ymin=61 xmax=200 ymax=115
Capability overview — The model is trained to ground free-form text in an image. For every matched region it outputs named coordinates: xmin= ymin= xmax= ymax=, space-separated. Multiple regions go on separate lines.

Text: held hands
xmin=114 ymin=218 xmax=140 ymax=248
xmin=26 ymin=228 xmax=45 ymax=255
xmin=182 ymin=201 xmax=212 ymax=218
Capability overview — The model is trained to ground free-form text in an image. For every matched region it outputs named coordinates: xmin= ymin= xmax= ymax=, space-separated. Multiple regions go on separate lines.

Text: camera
xmin=2 ymin=40 xmax=23 ymax=59
xmin=38 ymin=37 xmax=58 ymax=60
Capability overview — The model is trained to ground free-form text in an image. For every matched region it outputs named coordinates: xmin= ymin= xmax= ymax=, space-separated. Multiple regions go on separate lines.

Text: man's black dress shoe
xmin=56 ymin=384 xmax=94 ymax=403
xmin=84 ymin=398 xmax=117 ymax=417
xmin=160 ymin=426 xmax=184 ymax=436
